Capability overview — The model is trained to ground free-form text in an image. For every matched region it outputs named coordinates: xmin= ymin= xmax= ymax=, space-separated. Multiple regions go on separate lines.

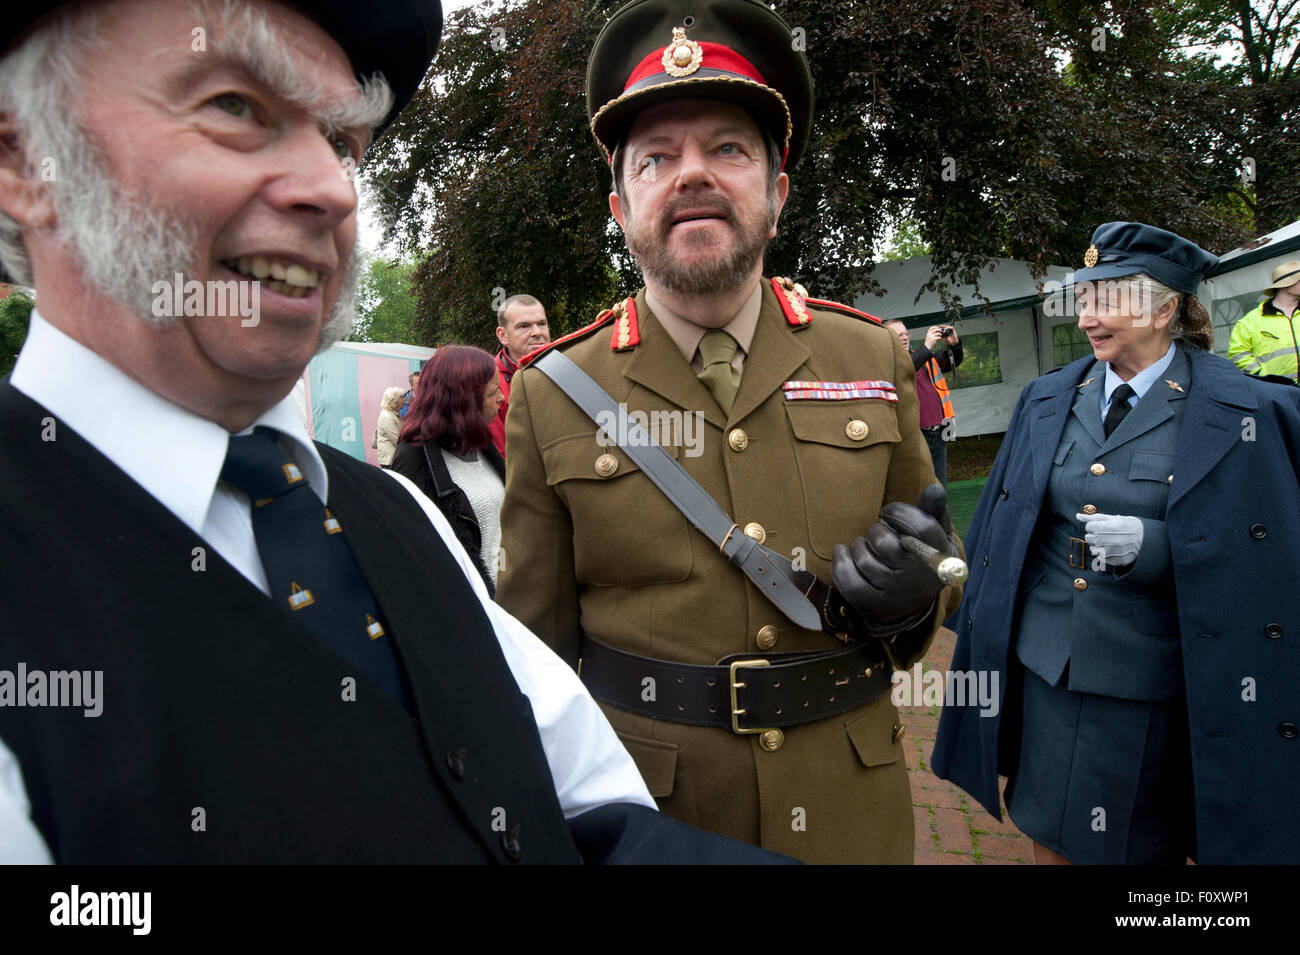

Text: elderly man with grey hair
xmin=0 ymin=0 xmax=785 ymax=865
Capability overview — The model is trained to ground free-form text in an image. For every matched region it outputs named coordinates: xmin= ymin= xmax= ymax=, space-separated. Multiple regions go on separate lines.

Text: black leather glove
xmin=831 ymin=484 xmax=957 ymax=638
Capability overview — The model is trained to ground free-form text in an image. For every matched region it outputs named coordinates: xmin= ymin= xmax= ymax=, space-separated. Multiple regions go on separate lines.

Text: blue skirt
xmin=1004 ymin=665 xmax=1196 ymax=864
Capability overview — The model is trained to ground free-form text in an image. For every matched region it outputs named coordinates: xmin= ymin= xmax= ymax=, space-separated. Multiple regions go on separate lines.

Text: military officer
xmin=496 ymin=0 xmax=963 ymax=863
xmin=933 ymin=223 xmax=1300 ymax=864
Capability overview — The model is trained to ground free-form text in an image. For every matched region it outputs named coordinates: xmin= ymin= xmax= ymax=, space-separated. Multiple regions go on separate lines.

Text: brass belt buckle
xmin=1069 ymin=537 xmax=1086 ymax=569
xmin=729 ymin=659 xmax=775 ymax=735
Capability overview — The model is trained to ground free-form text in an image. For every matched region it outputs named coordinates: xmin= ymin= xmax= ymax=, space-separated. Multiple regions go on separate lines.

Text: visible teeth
xmin=284 ymin=264 xmax=317 ymax=287
xmin=222 ymin=256 xmax=320 ymax=290
xmin=259 ymin=278 xmax=309 ymax=297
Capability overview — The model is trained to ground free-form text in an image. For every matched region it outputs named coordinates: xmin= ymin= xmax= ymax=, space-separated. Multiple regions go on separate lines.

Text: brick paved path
xmin=903 ymin=627 xmax=1032 ymax=864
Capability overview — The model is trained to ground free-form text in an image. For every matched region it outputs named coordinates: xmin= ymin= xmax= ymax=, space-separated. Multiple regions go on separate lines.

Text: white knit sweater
xmin=441 ymin=449 xmax=504 ymax=586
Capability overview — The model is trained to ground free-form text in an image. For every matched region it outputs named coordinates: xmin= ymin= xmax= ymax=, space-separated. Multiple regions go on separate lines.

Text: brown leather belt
xmin=578 ymin=637 xmax=893 ymax=734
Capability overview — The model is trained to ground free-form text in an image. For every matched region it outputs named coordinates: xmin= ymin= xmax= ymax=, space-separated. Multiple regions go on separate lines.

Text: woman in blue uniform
xmin=933 ymin=223 xmax=1300 ymax=864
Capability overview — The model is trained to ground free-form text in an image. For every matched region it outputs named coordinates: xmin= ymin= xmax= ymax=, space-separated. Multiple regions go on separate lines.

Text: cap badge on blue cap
xmin=663 ymin=27 xmax=703 ymax=77
xmin=1083 ymin=245 xmax=1099 ymax=268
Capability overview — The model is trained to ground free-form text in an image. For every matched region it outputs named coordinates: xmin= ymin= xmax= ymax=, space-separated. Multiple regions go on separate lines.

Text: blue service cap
xmin=1065 ymin=222 xmax=1218 ymax=295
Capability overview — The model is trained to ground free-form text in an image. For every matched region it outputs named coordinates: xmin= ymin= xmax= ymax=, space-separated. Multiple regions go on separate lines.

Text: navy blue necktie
xmin=222 ymin=427 xmax=413 ymax=712
xmin=1104 ymin=383 xmax=1135 ymax=438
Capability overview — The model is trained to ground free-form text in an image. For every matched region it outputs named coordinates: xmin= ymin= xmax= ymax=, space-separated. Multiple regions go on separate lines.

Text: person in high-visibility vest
xmin=884 ymin=320 xmax=962 ymax=485
xmin=1227 ymin=259 xmax=1300 ymax=384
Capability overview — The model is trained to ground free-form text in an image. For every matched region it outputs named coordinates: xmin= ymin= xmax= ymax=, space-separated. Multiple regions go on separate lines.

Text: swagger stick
xmin=899 ymin=535 xmax=968 ymax=585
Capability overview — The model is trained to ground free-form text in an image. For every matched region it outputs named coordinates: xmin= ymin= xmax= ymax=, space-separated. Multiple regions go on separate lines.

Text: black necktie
xmin=1103 ymin=383 xmax=1135 ymax=438
xmin=221 ymin=427 xmax=413 ymax=711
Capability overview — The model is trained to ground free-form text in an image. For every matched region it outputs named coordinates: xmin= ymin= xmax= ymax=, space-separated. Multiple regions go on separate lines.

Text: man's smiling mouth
xmin=221 ymin=255 xmax=321 ymax=298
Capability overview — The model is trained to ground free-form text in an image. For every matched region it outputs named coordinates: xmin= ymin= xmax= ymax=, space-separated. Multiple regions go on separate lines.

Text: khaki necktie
xmin=697 ymin=329 xmax=741 ymax=414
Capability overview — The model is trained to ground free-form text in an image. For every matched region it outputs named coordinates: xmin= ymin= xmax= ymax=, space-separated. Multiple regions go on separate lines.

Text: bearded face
xmin=620 ymin=184 xmax=780 ymax=297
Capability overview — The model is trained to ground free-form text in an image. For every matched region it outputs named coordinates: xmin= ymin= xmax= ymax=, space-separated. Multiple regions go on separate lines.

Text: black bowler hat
xmin=1068 ymin=222 xmax=1219 ymax=295
xmin=587 ymin=0 xmax=814 ymax=170
xmin=1 ymin=0 xmax=442 ymax=138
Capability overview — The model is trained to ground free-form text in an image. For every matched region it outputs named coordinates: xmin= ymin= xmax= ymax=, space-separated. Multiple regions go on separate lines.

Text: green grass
xmin=946 ymin=434 xmax=1004 ymax=482
xmin=946 ymin=477 xmax=986 ymax=541
xmin=941 ymin=434 xmax=1002 ymax=540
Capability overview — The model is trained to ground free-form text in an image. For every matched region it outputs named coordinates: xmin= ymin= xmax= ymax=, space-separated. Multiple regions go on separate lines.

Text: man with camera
xmin=884 ymin=322 xmax=964 ymax=486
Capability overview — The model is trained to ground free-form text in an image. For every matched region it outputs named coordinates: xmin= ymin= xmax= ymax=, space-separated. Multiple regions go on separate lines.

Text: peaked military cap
xmin=587 ymin=0 xmax=814 ymax=170
xmin=1069 ymin=222 xmax=1218 ymax=295
xmin=1 ymin=0 xmax=442 ymax=139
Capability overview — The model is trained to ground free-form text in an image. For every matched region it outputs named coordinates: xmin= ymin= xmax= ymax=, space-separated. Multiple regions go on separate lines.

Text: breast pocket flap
xmin=1129 ymin=450 xmax=1176 ymax=483
xmin=540 ymin=432 xmax=680 ymax=486
xmin=786 ymin=402 xmax=900 ymax=449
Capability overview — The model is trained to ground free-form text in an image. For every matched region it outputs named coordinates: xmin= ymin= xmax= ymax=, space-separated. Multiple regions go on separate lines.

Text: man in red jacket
xmin=490 ymin=294 xmax=550 ymax=455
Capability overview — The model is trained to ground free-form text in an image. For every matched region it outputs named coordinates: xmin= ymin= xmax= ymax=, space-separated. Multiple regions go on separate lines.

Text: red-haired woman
xmin=391 ymin=346 xmax=506 ymax=594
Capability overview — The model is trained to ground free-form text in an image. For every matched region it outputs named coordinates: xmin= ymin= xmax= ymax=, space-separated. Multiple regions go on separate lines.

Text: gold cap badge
xmin=662 ymin=27 xmax=703 ymax=77
xmin=1083 ymin=245 xmax=1099 ymax=268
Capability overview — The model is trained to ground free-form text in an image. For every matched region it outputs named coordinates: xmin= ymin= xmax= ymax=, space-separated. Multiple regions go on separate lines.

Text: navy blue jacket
xmin=932 ymin=345 xmax=1300 ymax=864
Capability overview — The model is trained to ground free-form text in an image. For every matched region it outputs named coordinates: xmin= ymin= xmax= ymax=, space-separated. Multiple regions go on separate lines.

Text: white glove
xmin=1075 ymin=512 xmax=1143 ymax=568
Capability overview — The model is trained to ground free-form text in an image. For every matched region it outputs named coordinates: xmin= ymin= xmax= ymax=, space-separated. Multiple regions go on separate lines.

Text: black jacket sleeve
xmin=914 ymin=341 xmax=965 ymax=373
xmin=935 ymin=340 xmax=964 ymax=373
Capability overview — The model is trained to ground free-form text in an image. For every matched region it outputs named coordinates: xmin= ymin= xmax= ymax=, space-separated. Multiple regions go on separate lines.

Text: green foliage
xmin=350 ymin=257 xmax=421 ymax=344
xmin=364 ymin=1 xmax=630 ymax=348
xmin=0 ymin=289 xmax=33 ymax=378
xmin=1027 ymin=0 xmax=1298 ymax=235
xmin=880 ymin=219 xmax=932 ymax=261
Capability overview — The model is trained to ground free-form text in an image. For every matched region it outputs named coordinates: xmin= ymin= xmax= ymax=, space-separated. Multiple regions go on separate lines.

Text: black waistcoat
xmin=0 ymin=385 xmax=580 ymax=863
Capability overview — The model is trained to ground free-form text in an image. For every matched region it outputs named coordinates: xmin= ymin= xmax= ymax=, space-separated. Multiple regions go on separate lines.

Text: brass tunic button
xmin=1073 ymin=578 xmax=1088 ymax=591
xmin=759 ymin=729 xmax=784 ymax=752
xmin=743 ymin=522 xmax=766 ymax=544
xmin=845 ymin=419 xmax=869 ymax=441
xmin=1089 ymin=462 xmax=1106 ymax=476
xmin=756 ymin=625 xmax=778 ymax=650
xmin=892 ymin=722 xmax=906 ymax=743
xmin=594 ymin=453 xmax=618 ymax=477
xmin=728 ymin=428 xmax=749 ymax=452
xmin=1081 ymin=504 xmax=1097 ymax=515
xmin=1167 ymin=474 xmax=1174 ymax=484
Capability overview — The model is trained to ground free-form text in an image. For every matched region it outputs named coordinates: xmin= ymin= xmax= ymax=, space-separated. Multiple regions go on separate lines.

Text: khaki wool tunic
xmin=497 ymin=280 xmax=964 ymax=863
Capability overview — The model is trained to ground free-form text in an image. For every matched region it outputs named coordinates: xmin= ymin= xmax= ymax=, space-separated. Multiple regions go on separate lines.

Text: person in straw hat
xmin=1227 ymin=258 xmax=1300 ymax=384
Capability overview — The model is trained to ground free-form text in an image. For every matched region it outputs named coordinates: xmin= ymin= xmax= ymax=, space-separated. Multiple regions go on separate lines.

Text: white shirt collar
xmin=9 ymin=309 xmax=326 ymax=535
xmin=1103 ymin=341 xmax=1177 ymax=409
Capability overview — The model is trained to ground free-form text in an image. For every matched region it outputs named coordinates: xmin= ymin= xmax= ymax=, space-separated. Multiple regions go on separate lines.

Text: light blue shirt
xmin=1101 ymin=342 xmax=1178 ymax=418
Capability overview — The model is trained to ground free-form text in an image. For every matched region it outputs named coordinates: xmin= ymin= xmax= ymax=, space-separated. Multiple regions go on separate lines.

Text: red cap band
xmin=623 ymin=41 xmax=768 ymax=91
